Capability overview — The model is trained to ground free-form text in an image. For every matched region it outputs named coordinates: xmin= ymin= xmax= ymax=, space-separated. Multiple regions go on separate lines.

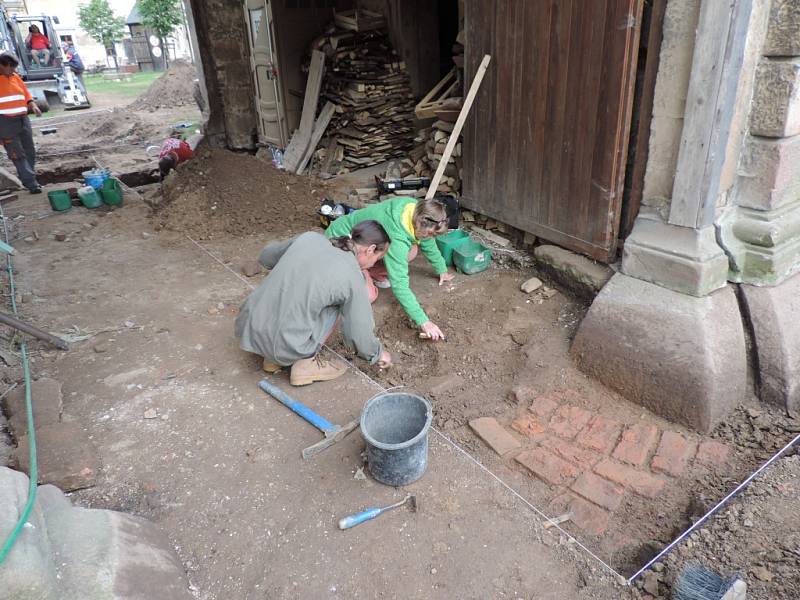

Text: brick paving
xmin=470 ymin=388 xmax=732 ymax=537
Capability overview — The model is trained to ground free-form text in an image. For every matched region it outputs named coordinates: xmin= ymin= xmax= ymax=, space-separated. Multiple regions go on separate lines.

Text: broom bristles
xmin=673 ymin=563 xmax=738 ymax=600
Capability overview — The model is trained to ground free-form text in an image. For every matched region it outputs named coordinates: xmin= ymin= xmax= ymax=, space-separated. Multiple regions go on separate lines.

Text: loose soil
xmin=127 ymin=60 xmax=198 ymax=111
xmin=0 ymin=147 xmax=798 ymax=598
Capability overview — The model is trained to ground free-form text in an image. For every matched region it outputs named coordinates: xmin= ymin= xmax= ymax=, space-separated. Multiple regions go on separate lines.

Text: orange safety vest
xmin=0 ymin=74 xmax=31 ymax=118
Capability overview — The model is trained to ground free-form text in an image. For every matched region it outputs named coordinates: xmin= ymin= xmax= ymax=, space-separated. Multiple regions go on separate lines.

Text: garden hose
xmin=0 ymin=202 xmax=37 ymax=566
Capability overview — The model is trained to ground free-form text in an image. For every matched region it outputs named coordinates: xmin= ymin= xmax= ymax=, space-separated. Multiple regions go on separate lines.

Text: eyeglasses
xmin=424 ymin=217 xmax=448 ymax=226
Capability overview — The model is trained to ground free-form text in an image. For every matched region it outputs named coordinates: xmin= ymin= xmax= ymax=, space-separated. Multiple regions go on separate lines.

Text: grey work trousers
xmin=0 ymin=115 xmax=38 ymax=190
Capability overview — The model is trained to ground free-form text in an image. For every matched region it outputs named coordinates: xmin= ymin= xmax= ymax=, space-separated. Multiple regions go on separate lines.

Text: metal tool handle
xmin=258 ymin=379 xmax=335 ymax=433
xmin=338 ymin=507 xmax=383 ymax=530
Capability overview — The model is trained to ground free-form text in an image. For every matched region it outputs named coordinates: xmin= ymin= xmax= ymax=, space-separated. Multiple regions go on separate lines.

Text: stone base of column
xmin=621 ymin=213 xmax=730 ymax=297
xmin=740 ymin=272 xmax=800 ymax=415
xmin=571 ymin=273 xmax=747 ymax=433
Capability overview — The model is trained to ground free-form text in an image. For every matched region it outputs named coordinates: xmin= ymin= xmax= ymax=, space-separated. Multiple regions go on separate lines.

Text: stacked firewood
xmin=313 ymin=27 xmax=416 ymax=174
xmin=407 ymin=104 xmax=463 ymax=195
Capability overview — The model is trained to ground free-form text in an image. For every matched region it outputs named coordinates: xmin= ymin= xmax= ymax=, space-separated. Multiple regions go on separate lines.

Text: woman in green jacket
xmin=325 ymin=197 xmax=454 ymax=340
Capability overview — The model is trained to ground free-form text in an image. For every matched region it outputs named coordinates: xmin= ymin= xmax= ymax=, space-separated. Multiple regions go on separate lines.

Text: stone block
xmin=469 ymin=417 xmax=521 ymax=456
xmin=622 ymin=217 xmax=729 ymax=297
xmin=13 ymin=422 xmax=100 ymax=492
xmin=548 ymin=405 xmax=593 ymax=440
xmin=750 ymin=59 xmax=800 ymax=137
xmin=533 ymin=245 xmax=612 ymax=300
xmin=0 ymin=467 xmax=59 ymax=599
xmin=740 ymin=274 xmax=800 ymax=413
xmin=2 ymin=377 xmax=62 ymax=439
xmin=612 ymin=424 xmax=660 ymax=467
xmin=515 ymin=447 xmax=579 ymax=486
xmin=736 ymin=135 xmax=800 ymax=211
xmin=594 ymin=459 xmax=666 ymax=499
xmin=550 ymin=493 xmax=610 ymax=536
xmin=0 ymin=165 xmax=22 ymax=190
xmin=44 ymin=504 xmax=193 ymax=599
xmin=650 ymin=431 xmax=697 ymax=477
xmin=570 ymin=472 xmax=625 ymax=511
xmin=572 ymin=274 xmax=746 ymax=433
xmin=764 ymin=0 xmax=800 ymax=57
xmin=576 ymin=415 xmax=623 ymax=453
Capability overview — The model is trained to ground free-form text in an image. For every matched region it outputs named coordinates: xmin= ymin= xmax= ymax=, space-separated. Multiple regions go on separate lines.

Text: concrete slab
xmin=740 ymin=273 xmax=800 ymax=414
xmin=13 ymin=421 xmax=100 ymax=492
xmin=571 ymin=274 xmax=746 ymax=432
xmin=2 ymin=377 xmax=63 ymax=440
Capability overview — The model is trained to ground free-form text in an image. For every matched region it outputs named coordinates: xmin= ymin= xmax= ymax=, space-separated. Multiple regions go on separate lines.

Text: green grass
xmin=83 ymin=71 xmax=162 ymax=97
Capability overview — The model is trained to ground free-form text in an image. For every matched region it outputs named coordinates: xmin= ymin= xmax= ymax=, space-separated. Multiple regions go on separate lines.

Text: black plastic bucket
xmin=361 ymin=392 xmax=432 ymax=486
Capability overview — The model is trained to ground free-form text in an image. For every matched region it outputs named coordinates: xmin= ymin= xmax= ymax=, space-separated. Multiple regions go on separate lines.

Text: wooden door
xmin=462 ymin=0 xmax=643 ymax=261
xmin=244 ymin=0 xmax=288 ymax=147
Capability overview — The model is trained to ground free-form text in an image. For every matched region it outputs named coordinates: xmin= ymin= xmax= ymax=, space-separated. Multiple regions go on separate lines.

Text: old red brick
xmin=539 ymin=436 xmax=602 ymax=469
xmin=594 ymin=459 xmax=665 ymax=499
xmin=550 ymin=493 xmax=610 ymax=536
xmin=469 ymin=417 xmax=521 ymax=456
xmin=695 ymin=440 xmax=731 ymax=467
xmin=515 ymin=447 xmax=579 ymax=486
xmin=571 ymin=472 xmax=625 ymax=511
xmin=549 ymin=405 xmax=592 ymax=439
xmin=612 ymin=424 xmax=660 ymax=466
xmin=511 ymin=414 xmax=547 ymax=440
xmin=651 ymin=431 xmax=697 ymax=477
xmin=529 ymin=395 xmax=559 ymax=419
xmin=576 ymin=415 xmax=623 ymax=453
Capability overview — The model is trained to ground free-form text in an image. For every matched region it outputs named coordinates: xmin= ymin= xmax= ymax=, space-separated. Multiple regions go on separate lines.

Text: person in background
xmin=0 ymin=52 xmax=42 ymax=194
xmin=325 ymin=197 xmax=454 ymax=341
xmin=61 ymin=42 xmax=85 ymax=84
xmin=158 ymin=136 xmax=193 ymax=178
xmin=25 ymin=25 xmax=50 ymax=67
xmin=235 ymin=221 xmax=392 ymax=386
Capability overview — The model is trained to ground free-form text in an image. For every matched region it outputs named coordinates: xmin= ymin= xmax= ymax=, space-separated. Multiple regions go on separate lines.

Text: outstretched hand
xmin=438 ymin=272 xmax=455 ymax=286
xmin=421 ymin=320 xmax=445 ymax=341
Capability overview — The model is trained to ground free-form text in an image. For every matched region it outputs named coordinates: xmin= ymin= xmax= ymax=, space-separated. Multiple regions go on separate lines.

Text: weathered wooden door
xmin=463 ymin=0 xmax=643 ymax=261
xmin=244 ymin=0 xmax=288 ymax=147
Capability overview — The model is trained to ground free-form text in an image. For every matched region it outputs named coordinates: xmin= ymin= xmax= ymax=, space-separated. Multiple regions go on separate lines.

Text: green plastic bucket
xmin=435 ymin=229 xmax=470 ymax=266
xmin=47 ymin=190 xmax=72 ymax=212
xmin=100 ymin=178 xmax=123 ymax=206
xmin=453 ymin=240 xmax=492 ymax=275
xmin=78 ymin=186 xmax=103 ymax=209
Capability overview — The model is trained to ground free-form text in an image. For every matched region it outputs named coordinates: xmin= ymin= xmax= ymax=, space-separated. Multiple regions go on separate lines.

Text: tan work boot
xmin=290 ymin=355 xmax=347 ymax=386
xmin=262 ymin=358 xmax=282 ymax=373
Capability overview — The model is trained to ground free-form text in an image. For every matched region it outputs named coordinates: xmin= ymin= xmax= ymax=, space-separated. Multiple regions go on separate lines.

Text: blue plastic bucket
xmin=361 ymin=392 xmax=432 ymax=486
xmin=82 ymin=169 xmax=110 ymax=190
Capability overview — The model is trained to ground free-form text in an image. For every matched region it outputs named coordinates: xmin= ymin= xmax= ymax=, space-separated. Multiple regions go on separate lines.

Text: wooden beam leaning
xmin=668 ymin=0 xmax=754 ymax=229
xmin=283 ymin=50 xmax=326 ymax=172
xmin=296 ymin=102 xmax=337 ymax=175
xmin=426 ymin=55 xmax=491 ymax=200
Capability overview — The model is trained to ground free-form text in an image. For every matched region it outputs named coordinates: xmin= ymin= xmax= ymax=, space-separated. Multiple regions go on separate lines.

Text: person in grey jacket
xmin=235 ymin=220 xmax=393 ymax=386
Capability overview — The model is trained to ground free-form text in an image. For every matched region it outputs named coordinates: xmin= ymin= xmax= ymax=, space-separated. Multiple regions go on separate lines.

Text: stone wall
xmin=186 ymin=0 xmax=257 ymax=149
xmin=720 ymin=0 xmax=800 ymax=285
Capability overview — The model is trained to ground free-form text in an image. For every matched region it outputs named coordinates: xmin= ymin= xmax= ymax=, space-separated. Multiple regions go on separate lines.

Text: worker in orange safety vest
xmin=0 ymin=52 xmax=42 ymax=193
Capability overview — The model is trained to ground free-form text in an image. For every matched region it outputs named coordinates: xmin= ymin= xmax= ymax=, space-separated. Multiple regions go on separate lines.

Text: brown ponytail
xmin=330 ymin=219 xmax=390 ymax=253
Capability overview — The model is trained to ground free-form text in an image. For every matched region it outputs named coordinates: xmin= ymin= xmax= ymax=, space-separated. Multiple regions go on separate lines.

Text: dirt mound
xmin=154 ymin=148 xmax=325 ymax=240
xmin=130 ymin=60 xmax=198 ymax=111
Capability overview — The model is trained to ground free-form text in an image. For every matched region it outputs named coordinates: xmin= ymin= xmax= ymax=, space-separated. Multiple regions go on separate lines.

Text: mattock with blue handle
xmin=258 ymin=379 xmax=360 ymax=459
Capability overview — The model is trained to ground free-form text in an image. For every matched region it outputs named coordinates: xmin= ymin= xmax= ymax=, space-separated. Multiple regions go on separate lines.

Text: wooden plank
xmin=621 ymin=0 xmax=667 ymax=240
xmin=283 ymin=50 xmax=326 ymax=172
xmin=426 ymin=56 xmax=491 ymax=199
xmin=296 ymin=102 xmax=337 ymax=175
xmin=668 ymin=0 xmax=753 ymax=229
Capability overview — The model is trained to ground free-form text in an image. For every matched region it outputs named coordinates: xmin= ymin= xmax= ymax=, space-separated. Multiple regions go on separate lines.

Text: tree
xmin=78 ymin=0 xmax=125 ymax=69
xmin=137 ymin=0 xmax=184 ymax=69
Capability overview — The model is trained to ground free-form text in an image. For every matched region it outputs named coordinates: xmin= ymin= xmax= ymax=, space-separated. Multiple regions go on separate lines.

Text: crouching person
xmin=235 ymin=220 xmax=393 ymax=386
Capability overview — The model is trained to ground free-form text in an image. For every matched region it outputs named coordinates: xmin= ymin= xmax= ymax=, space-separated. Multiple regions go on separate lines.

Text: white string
xmin=187 ymin=234 xmax=627 ymax=581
